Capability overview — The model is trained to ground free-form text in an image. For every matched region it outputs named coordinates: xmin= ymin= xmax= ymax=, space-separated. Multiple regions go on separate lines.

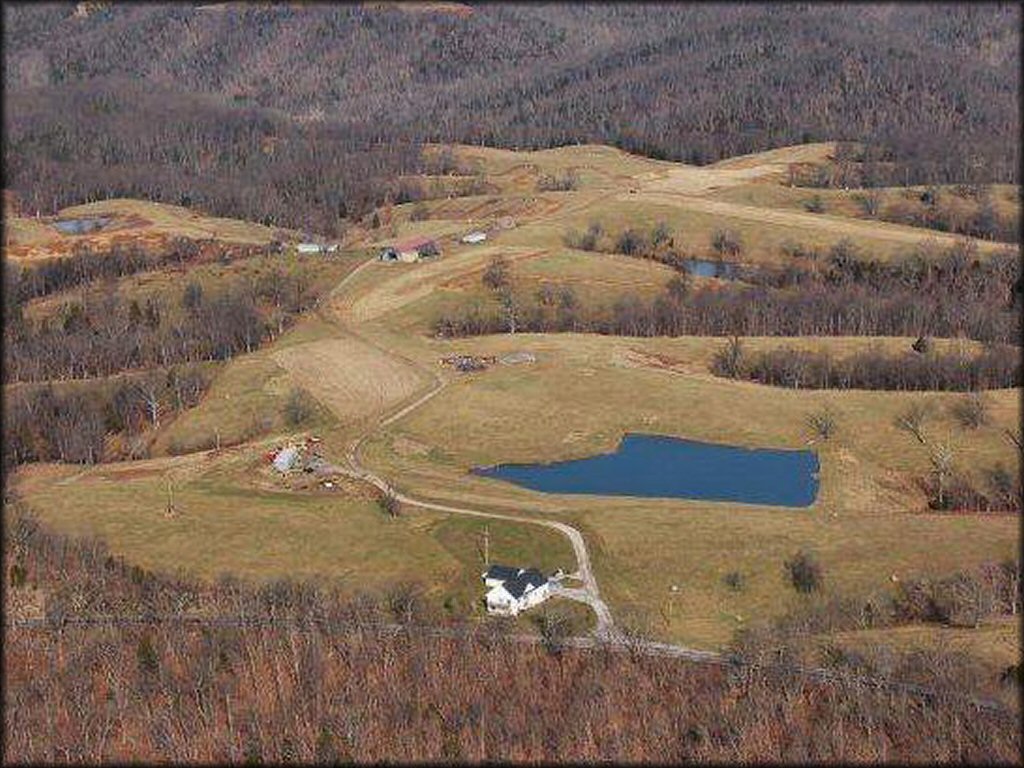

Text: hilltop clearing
xmin=4 ymin=198 xmax=285 ymax=261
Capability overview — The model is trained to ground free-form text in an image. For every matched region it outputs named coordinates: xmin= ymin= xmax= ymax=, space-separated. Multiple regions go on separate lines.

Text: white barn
xmin=481 ymin=564 xmax=551 ymax=616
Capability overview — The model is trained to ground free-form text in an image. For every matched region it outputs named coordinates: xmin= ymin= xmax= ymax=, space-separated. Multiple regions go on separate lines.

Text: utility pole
xmin=165 ymin=477 xmax=176 ymax=518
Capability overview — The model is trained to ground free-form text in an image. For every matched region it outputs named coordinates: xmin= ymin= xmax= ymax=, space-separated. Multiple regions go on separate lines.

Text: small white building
xmin=297 ymin=242 xmax=338 ymax=255
xmin=272 ymin=445 xmax=300 ymax=472
xmin=461 ymin=231 xmax=487 ymax=245
xmin=481 ymin=564 xmax=551 ymax=616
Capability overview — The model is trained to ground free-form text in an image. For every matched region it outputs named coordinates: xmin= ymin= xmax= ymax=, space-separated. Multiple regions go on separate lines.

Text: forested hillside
xmin=3 ymin=2 xmax=1019 ymax=233
xmin=5 ymin=509 xmax=1019 ymax=764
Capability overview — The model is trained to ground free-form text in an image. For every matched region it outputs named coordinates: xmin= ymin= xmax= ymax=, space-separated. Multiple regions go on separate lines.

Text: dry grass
xmin=348 ymin=329 xmax=1018 ymax=649
xmin=271 ymin=334 xmax=425 ymax=428
xmin=435 ymin=142 xmax=675 ymax=192
xmin=13 ymin=143 xmax=1020 ymax=660
xmin=707 ymin=142 xmax=837 ymax=170
xmin=4 ymin=198 xmax=286 ymax=261
xmin=10 ymin=451 xmax=572 ymax=612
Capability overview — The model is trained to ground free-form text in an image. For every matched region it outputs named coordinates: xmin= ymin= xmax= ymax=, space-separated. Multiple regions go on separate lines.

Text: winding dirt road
xmin=317 ymin=256 xmax=620 ymax=639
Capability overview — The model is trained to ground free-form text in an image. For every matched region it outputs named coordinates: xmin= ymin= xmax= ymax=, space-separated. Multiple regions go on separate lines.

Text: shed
xmin=461 ymin=231 xmax=487 ymax=244
xmin=382 ymin=236 xmax=440 ymax=263
xmin=273 ymin=446 xmax=300 ymax=472
xmin=297 ymin=242 xmax=338 ymax=255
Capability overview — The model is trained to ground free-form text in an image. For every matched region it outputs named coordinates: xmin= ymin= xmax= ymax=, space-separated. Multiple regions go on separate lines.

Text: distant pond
xmin=52 ymin=217 xmax=111 ymax=235
xmin=681 ymin=258 xmax=740 ymax=280
xmin=473 ymin=433 xmax=819 ymax=507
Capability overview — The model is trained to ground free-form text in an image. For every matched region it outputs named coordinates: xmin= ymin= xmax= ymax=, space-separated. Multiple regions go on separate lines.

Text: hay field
xmin=271 ymin=334 xmax=425 ymax=427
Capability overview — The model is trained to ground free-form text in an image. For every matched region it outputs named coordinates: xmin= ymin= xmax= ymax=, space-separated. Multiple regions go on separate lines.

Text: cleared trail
xmin=627 ymin=191 xmax=1008 ymax=253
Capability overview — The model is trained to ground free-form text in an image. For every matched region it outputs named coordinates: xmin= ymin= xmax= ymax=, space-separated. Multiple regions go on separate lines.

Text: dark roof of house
xmin=483 ymin=564 xmax=521 ymax=582
xmin=502 ymin=568 xmax=547 ymax=599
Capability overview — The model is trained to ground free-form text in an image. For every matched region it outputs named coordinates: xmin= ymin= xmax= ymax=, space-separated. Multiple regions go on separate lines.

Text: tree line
xmin=3 ymin=366 xmax=211 ymax=468
xmin=711 ymin=342 xmax=1021 ymax=392
xmin=4 ymin=507 xmax=1018 ymax=764
xmin=4 ymin=266 xmax=316 ymax=383
xmin=919 ymin=466 xmax=1021 ymax=514
xmin=436 ymin=242 xmax=1021 ymax=346
xmin=734 ymin=558 xmax=1021 ymax=683
xmin=796 ymin=173 xmax=1020 ymax=244
xmin=3 ymin=237 xmax=265 ymax=309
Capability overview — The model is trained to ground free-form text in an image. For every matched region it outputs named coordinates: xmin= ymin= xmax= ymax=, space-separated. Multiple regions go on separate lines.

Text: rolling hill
xmin=3 ymin=3 xmax=1019 ymax=232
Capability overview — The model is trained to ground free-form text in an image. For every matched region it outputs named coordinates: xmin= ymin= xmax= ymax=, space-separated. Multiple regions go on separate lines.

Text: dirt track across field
xmin=340 ymin=246 xmax=548 ymax=323
xmin=626 ymin=190 xmax=1007 ymax=253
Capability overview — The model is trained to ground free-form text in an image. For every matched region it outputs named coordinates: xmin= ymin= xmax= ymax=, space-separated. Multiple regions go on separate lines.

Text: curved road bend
xmin=322 ymin=255 xmax=618 ymax=639
xmin=322 ymin=256 xmax=1020 ymax=705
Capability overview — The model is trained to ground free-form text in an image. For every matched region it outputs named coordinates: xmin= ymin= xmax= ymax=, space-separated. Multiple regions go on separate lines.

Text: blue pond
xmin=473 ymin=433 xmax=819 ymax=507
xmin=681 ymin=258 xmax=740 ymax=280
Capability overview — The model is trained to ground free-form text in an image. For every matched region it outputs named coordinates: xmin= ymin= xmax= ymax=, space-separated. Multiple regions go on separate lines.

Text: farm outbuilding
xmin=297 ymin=242 xmax=338 ymax=255
xmin=379 ymin=236 xmax=440 ymax=263
xmin=461 ymin=231 xmax=487 ymax=244
xmin=272 ymin=445 xmax=300 ymax=472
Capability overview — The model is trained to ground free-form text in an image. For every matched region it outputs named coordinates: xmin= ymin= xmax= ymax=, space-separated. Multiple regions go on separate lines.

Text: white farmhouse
xmin=481 ymin=564 xmax=551 ymax=616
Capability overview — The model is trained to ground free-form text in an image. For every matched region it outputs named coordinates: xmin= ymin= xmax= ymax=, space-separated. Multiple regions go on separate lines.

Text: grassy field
xmin=402 ymin=143 xmax=1011 ymax=266
xmin=350 ymin=329 xmax=1018 ymax=648
xmin=706 ymin=182 xmax=1020 ymax=243
xmin=825 ymin=617 xmax=1020 ymax=709
xmin=10 ymin=449 xmax=573 ymax=616
xmin=150 ymin=307 xmax=384 ymax=457
xmin=830 ymin=617 xmax=1019 ymax=671
xmin=10 ymin=141 xmax=1020 ymax=660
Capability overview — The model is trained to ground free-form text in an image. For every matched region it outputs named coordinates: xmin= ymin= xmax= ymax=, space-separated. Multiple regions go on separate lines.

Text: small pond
xmin=681 ymin=258 xmax=740 ymax=280
xmin=473 ymin=433 xmax=819 ymax=507
xmin=52 ymin=217 xmax=111 ymax=235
